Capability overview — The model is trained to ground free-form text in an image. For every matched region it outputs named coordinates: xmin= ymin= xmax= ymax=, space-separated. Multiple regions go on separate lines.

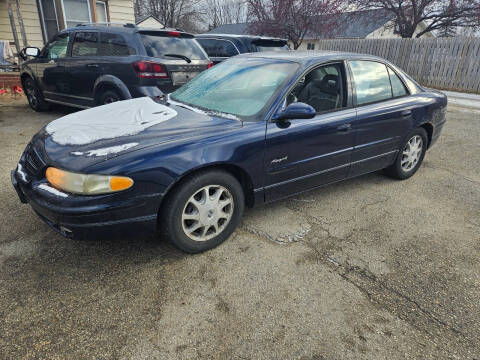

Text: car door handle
xmin=337 ymin=123 xmax=352 ymax=132
xmin=401 ymin=110 xmax=412 ymax=117
xmin=86 ymin=64 xmax=99 ymax=68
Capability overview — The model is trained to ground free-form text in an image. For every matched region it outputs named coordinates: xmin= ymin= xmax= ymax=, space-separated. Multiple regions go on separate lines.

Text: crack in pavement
xmin=304 ymin=239 xmax=469 ymax=345
xmin=423 ymin=163 xmax=480 ymax=185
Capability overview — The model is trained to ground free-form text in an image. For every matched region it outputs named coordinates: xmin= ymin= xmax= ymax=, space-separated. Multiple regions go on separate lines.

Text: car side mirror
xmin=274 ymin=102 xmax=316 ymax=121
xmin=25 ymin=47 xmax=40 ymax=57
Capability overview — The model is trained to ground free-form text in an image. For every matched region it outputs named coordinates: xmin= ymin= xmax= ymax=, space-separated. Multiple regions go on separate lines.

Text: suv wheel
xmin=24 ymin=77 xmax=49 ymax=111
xmin=160 ymin=170 xmax=245 ymax=253
xmin=98 ymin=89 xmax=122 ymax=105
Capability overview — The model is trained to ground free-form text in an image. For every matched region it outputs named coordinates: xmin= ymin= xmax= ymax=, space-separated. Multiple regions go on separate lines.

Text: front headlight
xmin=45 ymin=167 xmax=133 ymax=195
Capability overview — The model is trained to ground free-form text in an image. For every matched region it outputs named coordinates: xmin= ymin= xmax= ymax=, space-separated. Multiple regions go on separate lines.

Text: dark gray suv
xmin=20 ymin=24 xmax=211 ymax=111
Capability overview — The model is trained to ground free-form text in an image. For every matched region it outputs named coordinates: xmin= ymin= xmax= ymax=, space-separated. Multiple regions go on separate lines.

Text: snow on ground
xmin=442 ymin=91 xmax=480 ymax=110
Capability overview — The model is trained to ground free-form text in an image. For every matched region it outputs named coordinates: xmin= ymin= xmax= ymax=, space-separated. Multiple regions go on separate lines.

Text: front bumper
xmin=11 ymin=169 xmax=160 ymax=239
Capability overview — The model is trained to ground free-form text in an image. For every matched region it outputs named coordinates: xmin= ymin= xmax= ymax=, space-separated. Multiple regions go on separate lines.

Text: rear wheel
xmin=385 ymin=128 xmax=428 ymax=180
xmin=24 ymin=77 xmax=49 ymax=111
xmin=160 ymin=170 xmax=244 ymax=253
xmin=98 ymin=89 xmax=122 ymax=105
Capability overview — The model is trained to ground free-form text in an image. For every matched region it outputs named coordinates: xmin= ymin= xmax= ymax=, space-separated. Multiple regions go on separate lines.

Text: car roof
xmin=196 ymin=33 xmax=287 ymax=42
xmin=61 ymin=24 xmax=192 ymax=36
xmin=236 ymin=50 xmax=386 ymax=63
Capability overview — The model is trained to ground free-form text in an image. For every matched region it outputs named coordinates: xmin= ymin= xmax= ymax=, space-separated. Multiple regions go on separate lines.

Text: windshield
xmin=170 ymin=58 xmax=298 ymax=118
xmin=140 ymin=33 xmax=207 ymax=60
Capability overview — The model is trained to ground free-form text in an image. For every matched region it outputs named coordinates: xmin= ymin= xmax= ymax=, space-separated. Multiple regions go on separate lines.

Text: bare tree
xmin=134 ymin=0 xmax=203 ymax=29
xmin=349 ymin=0 xmax=480 ymax=38
xmin=203 ymin=0 xmax=247 ymax=29
xmin=247 ymin=0 xmax=345 ymax=49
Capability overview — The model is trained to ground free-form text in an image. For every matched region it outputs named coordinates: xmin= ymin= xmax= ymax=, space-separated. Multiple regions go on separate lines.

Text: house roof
xmin=308 ymin=9 xmax=394 ymax=39
xmin=135 ymin=15 xmax=163 ymax=26
xmin=207 ymin=9 xmax=395 ymax=39
xmin=207 ymin=23 xmax=251 ymax=35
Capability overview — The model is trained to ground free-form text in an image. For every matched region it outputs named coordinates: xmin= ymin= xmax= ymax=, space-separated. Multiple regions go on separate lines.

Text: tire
xmin=24 ymin=77 xmax=49 ymax=112
xmin=385 ymin=128 xmax=428 ymax=180
xmin=160 ymin=170 xmax=245 ymax=253
xmin=98 ymin=89 xmax=122 ymax=105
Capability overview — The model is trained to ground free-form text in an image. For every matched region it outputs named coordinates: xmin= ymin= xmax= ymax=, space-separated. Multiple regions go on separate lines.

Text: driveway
xmin=0 ymin=98 xmax=479 ymax=359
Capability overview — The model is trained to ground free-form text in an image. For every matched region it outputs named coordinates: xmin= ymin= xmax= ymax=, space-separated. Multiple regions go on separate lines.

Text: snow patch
xmin=71 ymin=143 xmax=139 ymax=157
xmin=38 ymin=184 xmax=68 ymax=198
xmin=16 ymin=163 xmax=27 ymax=182
xmin=46 ymin=97 xmax=177 ymax=145
xmin=442 ymin=90 xmax=480 ymax=110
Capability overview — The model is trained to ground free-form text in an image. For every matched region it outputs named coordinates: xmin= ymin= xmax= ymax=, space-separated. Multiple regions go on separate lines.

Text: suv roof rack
xmin=75 ymin=22 xmax=137 ymax=28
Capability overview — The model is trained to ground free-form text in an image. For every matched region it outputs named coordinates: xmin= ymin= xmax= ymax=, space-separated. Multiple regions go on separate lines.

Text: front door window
xmin=44 ymin=33 xmax=70 ymax=59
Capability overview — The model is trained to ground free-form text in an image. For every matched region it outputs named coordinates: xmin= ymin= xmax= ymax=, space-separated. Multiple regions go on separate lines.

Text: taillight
xmin=207 ymin=61 xmax=214 ymax=69
xmin=132 ymin=61 xmax=168 ymax=79
xmin=167 ymin=31 xmax=180 ymax=37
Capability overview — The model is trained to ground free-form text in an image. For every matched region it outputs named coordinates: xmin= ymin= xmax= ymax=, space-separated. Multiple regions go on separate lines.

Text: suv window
xmin=288 ymin=63 xmax=345 ymax=113
xmin=350 ymin=60 xmax=393 ymax=105
xmin=253 ymin=40 xmax=289 ymax=52
xmin=44 ymin=33 xmax=70 ymax=59
xmin=140 ymin=33 xmax=207 ymax=60
xmin=100 ymin=32 xmax=135 ymax=56
xmin=388 ymin=67 xmax=408 ymax=97
xmin=72 ymin=31 xmax=99 ymax=57
xmin=197 ymin=39 xmax=239 ymax=57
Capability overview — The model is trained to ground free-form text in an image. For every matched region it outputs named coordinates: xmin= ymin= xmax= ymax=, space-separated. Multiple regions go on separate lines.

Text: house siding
xmin=137 ymin=17 xmax=163 ymax=28
xmin=1 ymin=0 xmax=135 ymax=50
xmin=108 ymin=0 xmax=135 ymax=23
xmin=0 ymin=0 xmax=44 ymax=48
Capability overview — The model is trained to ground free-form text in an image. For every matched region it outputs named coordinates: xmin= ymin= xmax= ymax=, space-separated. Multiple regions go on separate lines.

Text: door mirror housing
xmin=273 ymin=102 xmax=316 ymax=121
xmin=25 ymin=47 xmax=40 ymax=57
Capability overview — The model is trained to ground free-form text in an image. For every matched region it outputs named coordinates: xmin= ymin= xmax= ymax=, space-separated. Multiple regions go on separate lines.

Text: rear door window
xmin=388 ymin=67 xmax=408 ymax=98
xmin=72 ymin=31 xmax=99 ymax=57
xmin=140 ymin=33 xmax=207 ymax=60
xmin=99 ymin=32 xmax=135 ymax=56
xmin=350 ymin=60 xmax=393 ymax=105
xmin=197 ymin=39 xmax=239 ymax=57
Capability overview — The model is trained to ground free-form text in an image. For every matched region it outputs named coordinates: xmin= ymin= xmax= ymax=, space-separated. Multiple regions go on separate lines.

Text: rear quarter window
xmin=140 ymin=33 xmax=207 ymax=60
xmin=197 ymin=38 xmax=239 ymax=57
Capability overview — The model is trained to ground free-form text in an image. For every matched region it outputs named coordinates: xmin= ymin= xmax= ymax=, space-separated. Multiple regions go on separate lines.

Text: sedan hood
xmin=42 ymin=97 xmax=242 ymax=171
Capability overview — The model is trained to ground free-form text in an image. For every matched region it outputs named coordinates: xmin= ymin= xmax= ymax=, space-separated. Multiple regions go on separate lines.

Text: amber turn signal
xmin=45 ymin=167 xmax=133 ymax=195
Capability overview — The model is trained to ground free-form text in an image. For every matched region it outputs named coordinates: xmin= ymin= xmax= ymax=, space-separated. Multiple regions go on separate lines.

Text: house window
xmin=39 ymin=0 xmax=59 ymax=41
xmin=62 ymin=0 xmax=92 ymax=28
xmin=96 ymin=1 xmax=108 ymax=23
xmin=38 ymin=0 xmax=110 ymax=43
xmin=307 ymin=43 xmax=315 ymax=50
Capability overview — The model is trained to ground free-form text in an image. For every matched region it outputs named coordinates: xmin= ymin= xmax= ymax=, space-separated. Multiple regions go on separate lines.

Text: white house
xmin=136 ymin=15 xmax=163 ymax=28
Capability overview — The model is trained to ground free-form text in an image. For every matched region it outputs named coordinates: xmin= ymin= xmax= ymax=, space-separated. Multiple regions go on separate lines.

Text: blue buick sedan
xmin=11 ymin=52 xmax=447 ymax=253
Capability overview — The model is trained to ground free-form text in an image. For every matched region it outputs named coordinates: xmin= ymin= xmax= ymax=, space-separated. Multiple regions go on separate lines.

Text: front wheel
xmin=385 ymin=128 xmax=428 ymax=180
xmin=24 ymin=77 xmax=49 ymax=111
xmin=160 ymin=170 xmax=245 ymax=253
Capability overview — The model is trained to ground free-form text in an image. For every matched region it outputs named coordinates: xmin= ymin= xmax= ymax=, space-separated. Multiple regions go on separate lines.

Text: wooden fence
xmin=317 ymin=38 xmax=480 ymax=93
